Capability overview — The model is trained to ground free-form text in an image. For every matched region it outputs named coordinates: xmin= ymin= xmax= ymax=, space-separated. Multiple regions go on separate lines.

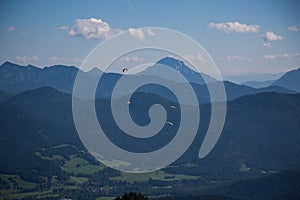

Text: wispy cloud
xmin=48 ymin=56 xmax=82 ymax=64
xmin=220 ymin=55 xmax=251 ymax=61
xmin=287 ymin=25 xmax=300 ymax=32
xmin=209 ymin=21 xmax=260 ymax=33
xmin=264 ymin=52 xmax=300 ymax=60
xmin=20 ymin=30 xmax=29 ymax=35
xmin=7 ymin=26 xmax=15 ymax=31
xmin=68 ymin=18 xmax=121 ymax=39
xmin=56 ymin=25 xmax=69 ymax=30
xmin=70 ymin=57 xmax=82 ymax=64
xmin=183 ymin=53 xmax=204 ymax=62
xmin=120 ymin=56 xmax=143 ymax=63
xmin=126 ymin=0 xmax=136 ymax=13
xmin=49 ymin=56 xmax=60 ymax=62
xmin=16 ymin=56 xmax=38 ymax=63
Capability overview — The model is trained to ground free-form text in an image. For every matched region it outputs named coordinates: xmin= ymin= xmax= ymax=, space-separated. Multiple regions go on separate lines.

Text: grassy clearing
xmin=239 ymin=167 xmax=251 ymax=172
xmin=35 ymin=151 xmax=64 ymax=160
xmin=61 ymin=155 xmax=103 ymax=175
xmin=239 ymin=164 xmax=251 ymax=172
xmin=69 ymin=176 xmax=89 ymax=184
xmin=0 ymin=174 xmax=36 ymax=189
xmin=96 ymin=197 xmax=115 ymax=200
xmin=110 ymin=170 xmax=198 ymax=183
xmin=168 ymin=163 xmax=199 ymax=168
xmin=51 ymin=144 xmax=76 ymax=149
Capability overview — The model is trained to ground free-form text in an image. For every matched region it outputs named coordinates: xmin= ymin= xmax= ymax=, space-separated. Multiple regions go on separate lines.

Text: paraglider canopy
xmin=79 ymin=150 xmax=86 ymax=154
xmin=170 ymin=105 xmax=176 ymax=109
xmin=165 ymin=121 xmax=173 ymax=126
xmin=122 ymin=68 xmax=128 ymax=73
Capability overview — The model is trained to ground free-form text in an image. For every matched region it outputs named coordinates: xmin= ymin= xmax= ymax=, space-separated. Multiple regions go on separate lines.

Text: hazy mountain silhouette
xmin=225 ymin=72 xmax=283 ymax=83
xmin=272 ymin=67 xmax=300 ymax=92
xmin=0 ymin=61 xmax=78 ymax=94
xmin=241 ymin=80 xmax=274 ymax=88
xmin=138 ymin=56 xmax=217 ymax=84
xmin=0 ymin=61 xmax=298 ymax=105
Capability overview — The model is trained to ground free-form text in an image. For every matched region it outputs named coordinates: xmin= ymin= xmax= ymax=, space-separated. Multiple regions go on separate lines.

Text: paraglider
xmin=125 ymin=100 xmax=131 ymax=106
xmin=79 ymin=150 xmax=86 ymax=154
xmin=165 ymin=121 xmax=173 ymax=126
xmin=122 ymin=67 xmax=128 ymax=73
xmin=169 ymin=105 xmax=176 ymax=109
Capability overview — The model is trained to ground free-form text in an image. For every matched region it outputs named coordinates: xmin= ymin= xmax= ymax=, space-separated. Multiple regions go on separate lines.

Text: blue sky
xmin=0 ymin=0 xmax=300 ymax=81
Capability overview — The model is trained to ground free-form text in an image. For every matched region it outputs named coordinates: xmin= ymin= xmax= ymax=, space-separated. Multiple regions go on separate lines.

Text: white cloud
xmin=70 ymin=58 xmax=82 ymax=64
xmin=120 ymin=56 xmax=142 ymax=63
xmin=65 ymin=18 xmax=155 ymax=40
xmin=263 ymin=31 xmax=283 ymax=41
xmin=128 ymin=28 xmax=144 ymax=40
xmin=262 ymin=42 xmax=271 ymax=48
xmin=259 ymin=31 xmax=283 ymax=48
xmin=146 ymin=29 xmax=156 ymax=36
xmin=209 ymin=21 xmax=260 ymax=33
xmin=288 ymin=25 xmax=300 ymax=32
xmin=7 ymin=26 xmax=15 ymax=31
xmin=264 ymin=52 xmax=300 ymax=60
xmin=128 ymin=28 xmax=156 ymax=40
xmin=16 ymin=56 xmax=38 ymax=63
xmin=69 ymin=18 xmax=121 ymax=39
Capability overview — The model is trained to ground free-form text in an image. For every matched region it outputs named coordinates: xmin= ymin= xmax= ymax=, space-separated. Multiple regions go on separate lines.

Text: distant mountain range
xmin=0 ymin=61 xmax=78 ymax=94
xmin=241 ymin=80 xmax=274 ymax=88
xmin=0 ymin=59 xmax=299 ymax=104
xmin=272 ymin=67 xmax=300 ymax=92
xmin=239 ymin=67 xmax=300 ymax=92
xmin=224 ymin=72 xmax=283 ymax=84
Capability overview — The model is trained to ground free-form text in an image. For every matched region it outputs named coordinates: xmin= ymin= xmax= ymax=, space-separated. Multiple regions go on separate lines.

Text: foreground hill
xmin=2 ymin=87 xmax=300 ymax=173
xmin=0 ymin=90 xmax=11 ymax=102
xmin=1 ymin=87 xmax=300 ymax=199
xmin=214 ymin=168 xmax=300 ymax=200
xmin=163 ymin=92 xmax=300 ymax=182
xmin=0 ymin=88 xmax=84 ymax=177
